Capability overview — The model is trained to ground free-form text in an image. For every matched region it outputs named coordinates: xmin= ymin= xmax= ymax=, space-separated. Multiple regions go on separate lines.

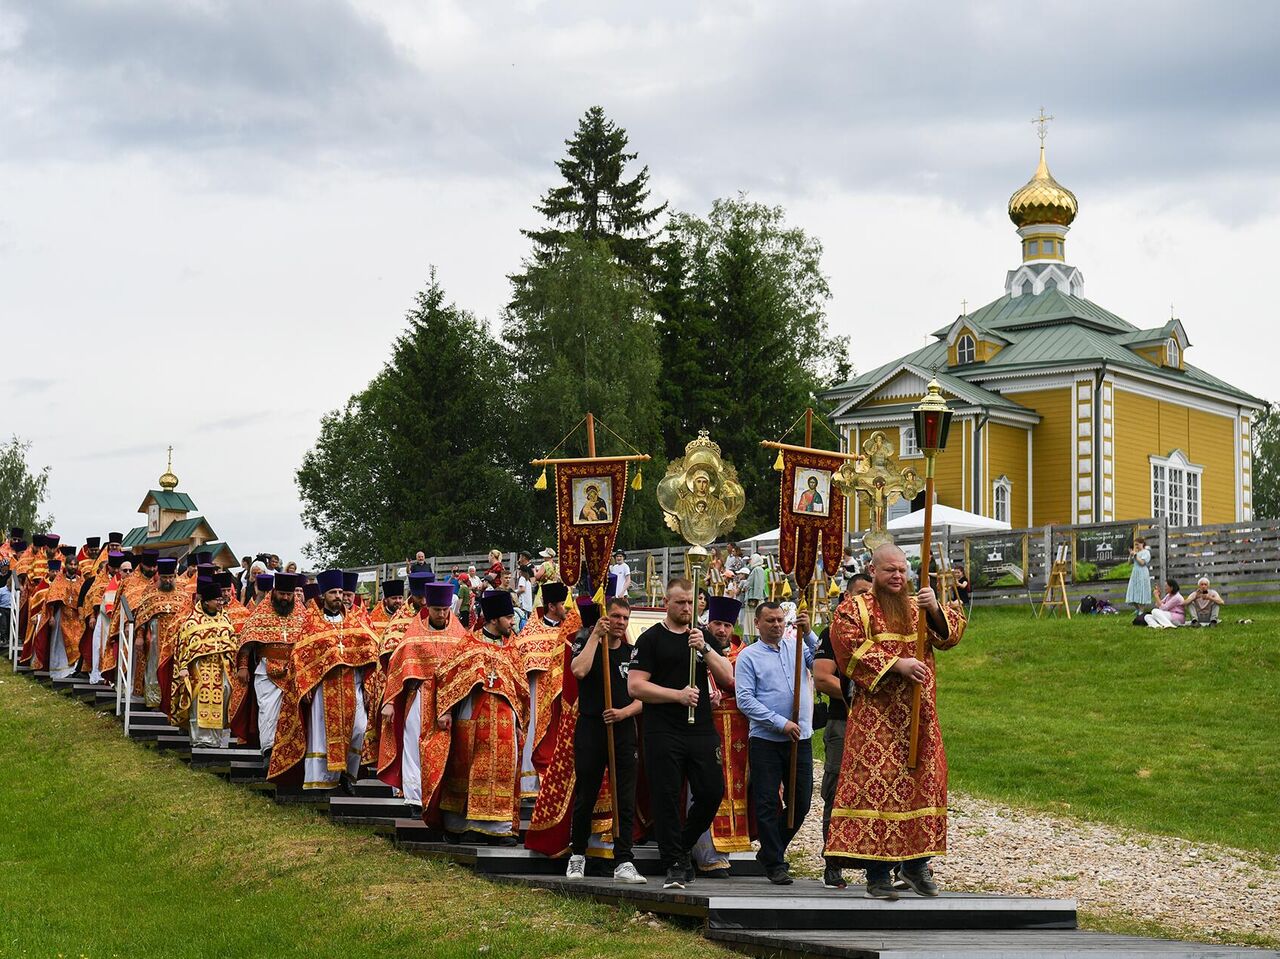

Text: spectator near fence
xmin=1187 ymin=577 xmax=1225 ymax=626
xmin=1125 ymin=538 xmax=1153 ymax=612
xmin=1144 ymin=578 xmax=1185 ymax=629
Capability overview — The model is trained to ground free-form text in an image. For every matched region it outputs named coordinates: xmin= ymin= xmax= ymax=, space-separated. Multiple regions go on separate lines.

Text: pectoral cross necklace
xmin=486 ymin=667 xmax=498 ymax=688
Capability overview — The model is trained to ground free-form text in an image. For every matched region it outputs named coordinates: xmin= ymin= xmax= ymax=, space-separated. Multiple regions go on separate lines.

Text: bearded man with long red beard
xmin=824 ymin=543 xmax=965 ymax=901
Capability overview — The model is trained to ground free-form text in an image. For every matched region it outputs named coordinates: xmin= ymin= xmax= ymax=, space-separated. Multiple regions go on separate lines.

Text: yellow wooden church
xmin=823 ymin=135 xmax=1263 ymax=532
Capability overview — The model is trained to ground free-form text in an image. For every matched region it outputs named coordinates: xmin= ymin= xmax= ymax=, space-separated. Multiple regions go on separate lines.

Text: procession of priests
xmin=3 ymin=528 xmax=965 ymax=898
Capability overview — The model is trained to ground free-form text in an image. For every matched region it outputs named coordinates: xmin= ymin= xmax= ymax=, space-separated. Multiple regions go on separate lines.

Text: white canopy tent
xmin=887 ymin=504 xmax=1010 ymax=537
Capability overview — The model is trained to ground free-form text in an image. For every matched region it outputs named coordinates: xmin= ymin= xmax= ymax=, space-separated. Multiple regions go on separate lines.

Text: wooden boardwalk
xmin=9 ymin=663 xmax=1277 ymax=959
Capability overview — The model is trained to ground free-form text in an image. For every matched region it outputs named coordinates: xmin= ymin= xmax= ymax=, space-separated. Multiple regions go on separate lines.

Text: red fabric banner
xmin=555 ymin=460 xmax=628 ymax=589
xmin=778 ymin=449 xmax=845 ymax=590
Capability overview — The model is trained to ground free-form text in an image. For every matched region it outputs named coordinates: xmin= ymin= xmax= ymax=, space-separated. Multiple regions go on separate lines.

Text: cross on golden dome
xmin=1031 ymin=106 xmax=1054 ymax=143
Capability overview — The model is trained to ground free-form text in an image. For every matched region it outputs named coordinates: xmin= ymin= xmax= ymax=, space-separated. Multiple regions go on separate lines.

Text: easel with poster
xmin=1038 ymin=543 xmax=1072 ymax=619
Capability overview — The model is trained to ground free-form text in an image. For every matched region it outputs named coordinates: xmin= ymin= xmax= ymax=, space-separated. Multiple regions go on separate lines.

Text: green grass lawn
xmin=935 ymin=603 xmax=1280 ymax=853
xmin=0 ymin=676 xmax=732 ymax=959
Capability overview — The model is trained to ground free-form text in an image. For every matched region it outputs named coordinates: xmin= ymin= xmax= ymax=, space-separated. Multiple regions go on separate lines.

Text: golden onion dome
xmin=1008 ymin=146 xmax=1077 ymax=228
xmin=159 ymin=446 xmax=179 ymax=491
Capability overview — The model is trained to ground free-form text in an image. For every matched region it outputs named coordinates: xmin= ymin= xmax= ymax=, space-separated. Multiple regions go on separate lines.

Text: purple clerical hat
xmin=576 ymin=596 xmax=601 ymax=631
xmin=156 ymin=558 xmax=178 ymax=575
xmin=341 ymin=571 xmax=360 ymax=593
xmin=316 ymin=569 xmax=343 ymax=593
xmin=424 ymin=582 xmax=454 ymax=608
xmin=705 ymin=595 xmax=742 ymax=625
xmin=479 ymin=590 xmax=514 ymax=620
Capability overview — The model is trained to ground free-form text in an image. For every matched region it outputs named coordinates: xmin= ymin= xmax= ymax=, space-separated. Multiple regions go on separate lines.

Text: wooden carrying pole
xmin=786 ymin=409 xmax=814 ymax=828
xmin=587 ymin=413 xmax=621 ymax=840
xmin=907 ymin=466 xmax=936 ymax=769
xmin=598 ymin=614 xmax=621 ymax=840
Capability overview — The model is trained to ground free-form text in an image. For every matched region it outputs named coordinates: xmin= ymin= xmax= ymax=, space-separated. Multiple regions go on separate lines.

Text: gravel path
xmin=786 ymin=762 xmax=1280 ymax=946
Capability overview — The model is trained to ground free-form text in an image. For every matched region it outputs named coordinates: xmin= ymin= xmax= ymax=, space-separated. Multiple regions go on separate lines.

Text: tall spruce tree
xmin=503 ymin=236 xmax=668 ymax=549
xmin=1253 ymin=401 xmax=1279 ymax=520
xmin=657 ymin=197 xmax=851 ymax=536
xmin=297 ymin=273 xmax=538 ymax=566
xmin=517 ymin=106 xmax=667 ymax=283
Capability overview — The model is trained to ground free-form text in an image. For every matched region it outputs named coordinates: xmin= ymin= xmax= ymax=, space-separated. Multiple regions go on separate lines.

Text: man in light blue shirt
xmin=733 ymin=600 xmax=819 ymax=884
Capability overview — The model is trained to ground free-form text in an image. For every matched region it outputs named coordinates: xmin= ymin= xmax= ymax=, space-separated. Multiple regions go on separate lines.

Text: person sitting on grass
xmin=1187 ymin=577 xmax=1225 ymax=626
xmin=1144 ymin=579 xmax=1185 ymax=629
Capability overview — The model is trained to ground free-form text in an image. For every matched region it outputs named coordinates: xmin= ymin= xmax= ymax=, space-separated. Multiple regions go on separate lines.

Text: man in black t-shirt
xmin=564 ymin=596 xmax=645 ymax=884
xmin=813 ymin=572 xmax=872 ymax=890
xmin=628 ymin=577 xmax=736 ymax=889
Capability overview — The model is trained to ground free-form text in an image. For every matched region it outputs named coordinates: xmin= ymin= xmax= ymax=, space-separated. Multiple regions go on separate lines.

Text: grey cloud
xmin=7 ymin=376 xmax=56 ymax=393
xmin=3 ymin=0 xmax=1278 ymax=218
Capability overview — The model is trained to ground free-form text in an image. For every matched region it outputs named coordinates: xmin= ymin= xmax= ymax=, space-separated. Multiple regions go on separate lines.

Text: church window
xmin=1026 ymin=240 xmax=1039 ymax=256
xmin=1166 ymin=339 xmax=1180 ymax=367
xmin=957 ymin=334 xmax=976 ymax=365
xmin=993 ymin=477 xmax=1011 ymax=524
xmin=1044 ymin=277 xmax=1058 ymax=291
xmin=1151 ymin=450 xmax=1202 ymax=526
xmin=901 ymin=424 xmax=920 ymax=457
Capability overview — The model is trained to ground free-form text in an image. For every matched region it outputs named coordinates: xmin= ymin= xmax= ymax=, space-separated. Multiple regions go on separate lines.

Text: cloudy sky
xmin=4 ymin=0 xmax=1277 ymax=562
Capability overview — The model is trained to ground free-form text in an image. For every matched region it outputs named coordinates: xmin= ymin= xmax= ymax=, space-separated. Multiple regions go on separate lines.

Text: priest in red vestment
xmin=421 ymin=590 xmax=528 ymax=844
xmin=229 ymin=572 xmax=306 ymax=755
xmin=268 ymin=569 xmax=379 ymax=793
xmin=514 ymin=582 xmax=580 ymax=800
xmin=824 ymin=543 xmax=966 ymax=900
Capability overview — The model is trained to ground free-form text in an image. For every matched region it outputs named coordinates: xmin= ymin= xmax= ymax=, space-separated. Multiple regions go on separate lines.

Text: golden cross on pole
xmin=166 ymin=445 xmax=173 ymax=469
xmin=961 ymin=298 xmax=968 ymax=317
xmin=833 ymin=431 xmax=924 ymax=550
xmin=1031 ymin=106 xmax=1054 ymax=143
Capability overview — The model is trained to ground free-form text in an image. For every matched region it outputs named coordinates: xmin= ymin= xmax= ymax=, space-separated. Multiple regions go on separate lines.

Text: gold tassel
xmin=592 ymin=583 xmax=605 ymax=604
xmin=828 ymin=578 xmax=841 ymax=598
xmin=781 ymin=578 xmax=793 ymax=599
xmin=534 ymin=467 xmax=548 ymax=491
xmin=773 ymin=449 xmax=784 ymax=471
xmin=631 ymin=468 xmax=643 ymax=491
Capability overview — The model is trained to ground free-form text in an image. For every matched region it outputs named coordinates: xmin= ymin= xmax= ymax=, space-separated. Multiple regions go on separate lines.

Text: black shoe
xmin=823 ymin=865 xmax=847 ymax=889
xmin=864 ymin=879 xmax=899 ymax=900
xmin=899 ymin=867 xmax=939 ymax=897
xmin=698 ymin=868 xmax=729 ymax=879
xmin=662 ymin=867 xmax=686 ymax=890
xmin=337 ymin=772 xmax=356 ymax=797
xmin=491 ymin=835 xmax=519 ymax=847
xmin=766 ymin=865 xmax=793 ymax=885
xmin=676 ymin=854 xmax=696 ymax=884
xmin=444 ymin=830 xmax=464 ymax=844
xmin=405 ymin=803 xmax=423 ymax=819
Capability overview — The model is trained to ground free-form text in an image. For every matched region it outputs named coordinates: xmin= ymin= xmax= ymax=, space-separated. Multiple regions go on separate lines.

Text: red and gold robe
xmin=373 ymin=610 xmax=468 ymax=786
xmin=134 ymin=586 xmax=193 ymax=716
xmin=359 ymin=603 xmax=420 ymax=764
xmin=710 ymin=635 xmax=753 ymax=854
xmin=421 ymin=634 xmax=528 ymax=832
xmin=824 ymin=591 xmax=965 ymax=863
xmin=268 ymin=609 xmax=379 ymax=787
xmin=222 ymin=595 xmax=251 ymax=634
xmin=43 ymin=573 xmax=86 ymax=671
xmin=18 ymin=575 xmax=50 ymax=667
xmin=105 ymin=569 xmax=156 ymax=687
xmin=514 ymin=606 xmax=581 ymax=798
xmin=229 ymin=599 xmax=308 ymax=747
xmin=171 ymin=609 xmax=238 ymax=730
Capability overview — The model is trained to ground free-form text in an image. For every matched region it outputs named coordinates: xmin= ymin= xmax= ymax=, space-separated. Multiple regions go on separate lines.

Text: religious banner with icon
xmin=555 ymin=459 xmax=628 ymax=589
xmin=778 ymin=448 xmax=846 ymax=590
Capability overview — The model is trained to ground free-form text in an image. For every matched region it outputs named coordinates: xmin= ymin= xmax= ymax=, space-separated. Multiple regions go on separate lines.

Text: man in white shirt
xmin=608 ymin=551 xmax=631 ymax=599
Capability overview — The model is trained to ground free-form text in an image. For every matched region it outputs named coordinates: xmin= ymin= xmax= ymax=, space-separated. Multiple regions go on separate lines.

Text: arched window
xmin=1166 ymin=339 xmax=1180 ymax=367
xmin=956 ymin=334 xmax=976 ymax=365
xmin=901 ymin=424 xmax=920 ymax=457
xmin=992 ymin=476 xmax=1012 ymax=524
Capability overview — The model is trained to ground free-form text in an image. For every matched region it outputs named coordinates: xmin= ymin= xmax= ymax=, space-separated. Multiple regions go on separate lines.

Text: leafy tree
xmin=503 ymin=235 xmax=667 ymax=551
xmin=656 ymin=196 xmax=851 ymax=536
xmin=0 ymin=436 xmax=53 ymax=536
xmin=1252 ymin=401 xmax=1280 ymax=520
xmin=516 ymin=106 xmax=667 ymax=286
xmin=298 ymin=273 xmax=538 ymax=566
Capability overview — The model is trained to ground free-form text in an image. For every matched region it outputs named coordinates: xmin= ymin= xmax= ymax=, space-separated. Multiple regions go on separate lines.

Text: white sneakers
xmin=565 ymin=855 xmax=648 ymax=884
xmin=613 ymin=861 xmax=647 ymax=884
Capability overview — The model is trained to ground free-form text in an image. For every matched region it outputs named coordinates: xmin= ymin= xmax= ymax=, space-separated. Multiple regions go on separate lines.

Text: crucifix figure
xmin=486 ymin=666 xmax=498 ymax=689
xmin=834 ymin=431 xmax=924 ymax=550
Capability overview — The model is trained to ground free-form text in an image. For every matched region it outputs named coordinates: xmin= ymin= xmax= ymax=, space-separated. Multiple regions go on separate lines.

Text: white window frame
xmin=1166 ymin=339 xmax=1180 ymax=367
xmin=992 ymin=476 xmax=1011 ymax=524
xmin=901 ymin=424 xmax=921 ymax=458
xmin=956 ymin=333 xmax=976 ymax=365
xmin=1150 ymin=450 xmax=1202 ymax=526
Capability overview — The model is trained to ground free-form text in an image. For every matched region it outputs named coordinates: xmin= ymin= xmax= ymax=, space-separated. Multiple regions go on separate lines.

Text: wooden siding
xmin=1003 ymin=387 xmax=1073 ymax=526
xmin=986 ymin=422 xmax=1031 ymax=528
xmin=1112 ymin=388 xmax=1238 ymax=523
